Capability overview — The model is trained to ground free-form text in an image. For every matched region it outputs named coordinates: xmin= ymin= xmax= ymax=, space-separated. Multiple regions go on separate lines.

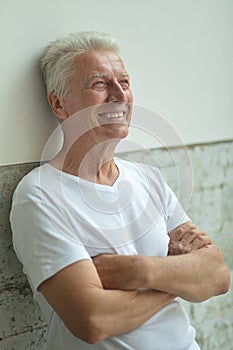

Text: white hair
xmin=40 ymin=31 xmax=120 ymax=99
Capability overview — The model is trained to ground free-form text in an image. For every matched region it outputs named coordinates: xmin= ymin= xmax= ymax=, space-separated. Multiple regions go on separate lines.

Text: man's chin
xmin=99 ymin=124 xmax=129 ymax=141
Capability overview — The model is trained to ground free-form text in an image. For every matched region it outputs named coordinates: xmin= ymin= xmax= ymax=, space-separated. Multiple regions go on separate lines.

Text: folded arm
xmin=94 ymin=245 xmax=229 ymax=302
xmin=93 ymin=222 xmax=230 ymax=303
xmin=39 ymin=222 xmax=230 ymax=344
xmin=39 ymin=259 xmax=175 ymax=344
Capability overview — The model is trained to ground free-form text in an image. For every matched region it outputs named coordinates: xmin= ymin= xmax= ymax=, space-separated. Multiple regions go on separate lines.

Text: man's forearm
xmin=94 ymin=246 xmax=230 ymax=303
xmin=140 ymin=246 xmax=230 ymax=302
xmin=90 ymin=288 xmax=175 ymax=341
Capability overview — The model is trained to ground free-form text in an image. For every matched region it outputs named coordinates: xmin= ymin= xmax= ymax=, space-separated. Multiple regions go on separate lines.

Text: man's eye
xmin=92 ymin=81 xmax=107 ymax=89
xmin=94 ymin=81 xmax=105 ymax=86
xmin=120 ymin=79 xmax=130 ymax=89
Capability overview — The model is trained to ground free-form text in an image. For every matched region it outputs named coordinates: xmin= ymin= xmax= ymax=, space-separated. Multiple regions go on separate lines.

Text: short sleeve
xmin=164 ymin=184 xmax=190 ymax=232
xmin=10 ymin=181 xmax=91 ymax=293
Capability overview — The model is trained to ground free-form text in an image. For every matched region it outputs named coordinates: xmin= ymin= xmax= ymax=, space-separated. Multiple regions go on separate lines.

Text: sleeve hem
xmin=32 ymin=255 xmax=92 ymax=292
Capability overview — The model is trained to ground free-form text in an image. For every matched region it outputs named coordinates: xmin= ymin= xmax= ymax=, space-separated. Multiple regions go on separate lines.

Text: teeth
xmin=98 ymin=112 xmax=125 ymax=119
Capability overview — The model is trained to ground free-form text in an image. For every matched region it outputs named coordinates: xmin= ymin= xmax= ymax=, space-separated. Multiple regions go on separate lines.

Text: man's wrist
xmin=140 ymin=255 xmax=169 ymax=290
xmin=135 ymin=255 xmax=163 ymax=289
xmin=132 ymin=255 xmax=150 ymax=288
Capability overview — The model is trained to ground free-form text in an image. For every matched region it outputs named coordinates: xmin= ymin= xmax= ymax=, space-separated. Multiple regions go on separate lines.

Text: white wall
xmin=1 ymin=0 xmax=232 ymax=165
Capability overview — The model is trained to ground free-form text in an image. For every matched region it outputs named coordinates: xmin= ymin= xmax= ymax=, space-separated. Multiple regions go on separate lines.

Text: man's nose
xmin=107 ymin=82 xmax=127 ymax=102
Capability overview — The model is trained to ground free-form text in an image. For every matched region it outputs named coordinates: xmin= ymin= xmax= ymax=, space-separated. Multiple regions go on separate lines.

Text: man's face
xmin=57 ymin=50 xmax=133 ymax=141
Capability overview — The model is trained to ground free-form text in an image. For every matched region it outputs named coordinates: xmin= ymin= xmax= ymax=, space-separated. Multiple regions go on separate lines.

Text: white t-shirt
xmin=10 ymin=158 xmax=200 ymax=350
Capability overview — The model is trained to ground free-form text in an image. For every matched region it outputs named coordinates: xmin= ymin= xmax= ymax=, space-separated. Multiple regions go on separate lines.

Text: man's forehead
xmin=73 ymin=52 xmax=129 ymax=83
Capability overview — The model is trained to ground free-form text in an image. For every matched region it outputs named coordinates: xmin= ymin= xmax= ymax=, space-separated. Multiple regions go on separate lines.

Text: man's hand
xmin=168 ymin=221 xmax=212 ymax=255
xmin=93 ymin=254 xmax=145 ymax=290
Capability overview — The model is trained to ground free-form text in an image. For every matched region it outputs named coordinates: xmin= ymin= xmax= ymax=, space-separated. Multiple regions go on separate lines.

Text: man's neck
xmin=50 ymin=137 xmax=119 ymax=186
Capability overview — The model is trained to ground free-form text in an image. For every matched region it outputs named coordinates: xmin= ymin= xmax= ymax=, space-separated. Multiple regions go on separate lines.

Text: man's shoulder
xmin=12 ymin=164 xmax=49 ymax=203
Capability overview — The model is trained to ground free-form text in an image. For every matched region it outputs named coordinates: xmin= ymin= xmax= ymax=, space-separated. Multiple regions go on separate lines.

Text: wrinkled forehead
xmin=73 ymin=50 xmax=128 ymax=78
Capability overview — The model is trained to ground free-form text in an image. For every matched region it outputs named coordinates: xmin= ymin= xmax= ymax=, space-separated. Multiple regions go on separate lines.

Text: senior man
xmin=10 ymin=31 xmax=230 ymax=350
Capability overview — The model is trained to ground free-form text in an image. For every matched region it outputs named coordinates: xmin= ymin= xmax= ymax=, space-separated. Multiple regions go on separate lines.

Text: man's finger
xmin=168 ymin=222 xmax=196 ymax=241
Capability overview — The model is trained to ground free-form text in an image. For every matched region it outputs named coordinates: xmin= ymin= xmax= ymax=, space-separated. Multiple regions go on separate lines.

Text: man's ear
xmin=47 ymin=92 xmax=68 ymax=121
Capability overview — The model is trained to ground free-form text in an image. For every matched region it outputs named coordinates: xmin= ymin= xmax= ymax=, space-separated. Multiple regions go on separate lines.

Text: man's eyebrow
xmin=86 ymin=72 xmax=108 ymax=81
xmin=121 ymin=72 xmax=130 ymax=77
xmin=86 ymin=72 xmax=130 ymax=81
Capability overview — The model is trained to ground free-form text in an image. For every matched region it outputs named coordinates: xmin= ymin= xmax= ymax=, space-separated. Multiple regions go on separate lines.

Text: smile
xmin=97 ymin=111 xmax=126 ymax=119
